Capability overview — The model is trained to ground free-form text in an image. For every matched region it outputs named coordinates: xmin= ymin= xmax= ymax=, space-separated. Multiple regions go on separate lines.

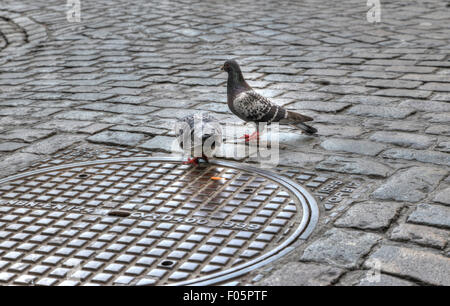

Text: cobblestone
xmin=22 ymin=134 xmax=85 ymax=155
xmin=365 ymin=245 xmax=450 ymax=286
xmin=433 ymin=187 xmax=450 ymax=206
xmin=87 ymin=131 xmax=146 ymax=147
xmin=335 ymin=202 xmax=402 ymax=231
xmin=369 ymin=131 xmax=435 ymax=149
xmin=0 ymin=0 xmax=449 ymax=286
xmin=382 ymin=148 xmax=450 ymax=166
xmin=390 ymin=224 xmax=448 ymax=249
xmin=0 ymin=142 xmax=27 ymax=152
xmin=0 ymin=152 xmax=40 ymax=177
xmin=407 ymin=204 xmax=450 ymax=230
xmin=339 ymin=271 xmax=416 ymax=286
xmin=287 ymin=102 xmax=350 ymax=113
xmin=316 ymin=156 xmax=392 ymax=178
xmin=372 ymin=167 xmax=447 ymax=202
xmin=347 ymin=105 xmax=415 ymax=119
xmin=0 ymin=129 xmax=55 ymax=143
xmin=138 ymin=136 xmax=178 ymax=153
xmin=300 ymin=228 xmax=381 ymax=269
xmin=320 ymin=138 xmax=386 ymax=156
xmin=259 ymin=262 xmax=344 ymax=286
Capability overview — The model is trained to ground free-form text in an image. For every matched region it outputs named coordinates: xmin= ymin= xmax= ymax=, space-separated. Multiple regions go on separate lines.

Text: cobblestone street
xmin=0 ymin=0 xmax=449 ymax=286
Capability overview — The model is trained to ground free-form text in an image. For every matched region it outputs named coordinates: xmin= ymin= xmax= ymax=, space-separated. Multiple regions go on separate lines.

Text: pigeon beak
xmin=220 ymin=65 xmax=224 ymax=71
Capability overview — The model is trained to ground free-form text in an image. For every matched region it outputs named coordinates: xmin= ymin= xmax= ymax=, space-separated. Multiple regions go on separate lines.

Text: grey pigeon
xmin=176 ymin=112 xmax=222 ymax=165
xmin=222 ymin=59 xmax=317 ymax=140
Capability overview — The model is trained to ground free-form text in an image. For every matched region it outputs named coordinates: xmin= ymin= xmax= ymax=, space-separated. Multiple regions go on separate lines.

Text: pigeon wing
xmin=234 ymin=91 xmax=286 ymax=123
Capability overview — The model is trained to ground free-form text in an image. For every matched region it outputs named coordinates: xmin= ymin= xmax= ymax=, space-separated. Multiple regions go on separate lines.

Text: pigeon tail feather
xmin=290 ymin=122 xmax=318 ymax=135
xmin=287 ymin=110 xmax=313 ymax=122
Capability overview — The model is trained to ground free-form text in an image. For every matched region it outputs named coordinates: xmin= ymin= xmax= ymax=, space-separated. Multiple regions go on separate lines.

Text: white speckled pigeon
xmin=222 ymin=59 xmax=317 ymax=141
xmin=176 ymin=112 xmax=222 ymax=165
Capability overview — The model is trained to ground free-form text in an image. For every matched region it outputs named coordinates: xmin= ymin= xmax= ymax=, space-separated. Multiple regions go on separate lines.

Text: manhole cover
xmin=0 ymin=157 xmax=318 ymax=286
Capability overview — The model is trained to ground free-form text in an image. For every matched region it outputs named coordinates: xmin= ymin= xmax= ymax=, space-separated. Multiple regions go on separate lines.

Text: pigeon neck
xmin=227 ymin=70 xmax=250 ymax=99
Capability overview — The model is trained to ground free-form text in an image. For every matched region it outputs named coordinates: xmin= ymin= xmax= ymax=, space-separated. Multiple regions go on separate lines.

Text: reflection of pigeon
xmin=222 ymin=59 xmax=317 ymax=141
xmin=176 ymin=113 xmax=222 ymax=165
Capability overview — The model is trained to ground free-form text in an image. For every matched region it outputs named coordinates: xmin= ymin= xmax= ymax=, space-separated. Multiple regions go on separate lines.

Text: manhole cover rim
xmin=0 ymin=157 xmax=319 ymax=286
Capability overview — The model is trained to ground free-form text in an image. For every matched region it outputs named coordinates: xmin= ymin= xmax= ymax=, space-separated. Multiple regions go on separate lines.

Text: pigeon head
xmin=222 ymin=60 xmax=249 ymax=93
xmin=221 ymin=59 xmax=241 ymax=74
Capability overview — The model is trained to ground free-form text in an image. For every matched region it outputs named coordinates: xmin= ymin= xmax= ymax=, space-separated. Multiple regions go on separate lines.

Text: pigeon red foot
xmin=240 ymin=131 xmax=260 ymax=142
xmin=183 ymin=157 xmax=208 ymax=166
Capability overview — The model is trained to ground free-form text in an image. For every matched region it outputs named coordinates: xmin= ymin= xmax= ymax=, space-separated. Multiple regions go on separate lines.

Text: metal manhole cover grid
xmin=0 ymin=158 xmax=316 ymax=286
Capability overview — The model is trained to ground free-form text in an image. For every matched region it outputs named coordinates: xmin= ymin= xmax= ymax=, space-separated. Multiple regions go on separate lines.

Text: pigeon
xmin=221 ymin=59 xmax=317 ymax=141
xmin=176 ymin=112 xmax=222 ymax=165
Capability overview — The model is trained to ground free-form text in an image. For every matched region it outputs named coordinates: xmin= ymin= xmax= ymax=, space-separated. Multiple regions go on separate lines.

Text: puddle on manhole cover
xmin=0 ymin=157 xmax=318 ymax=285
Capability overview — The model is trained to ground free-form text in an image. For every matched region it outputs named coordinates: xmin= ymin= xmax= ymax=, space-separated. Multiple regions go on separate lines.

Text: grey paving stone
xmin=34 ymin=120 xmax=93 ymax=132
xmin=78 ymin=103 xmax=158 ymax=115
xmin=432 ymin=92 xmax=450 ymax=102
xmin=433 ymin=187 xmax=450 ymax=206
xmin=258 ymin=262 xmax=344 ymax=286
xmin=304 ymin=69 xmax=348 ymax=76
xmin=320 ymin=138 xmax=386 ymax=156
xmin=300 ymin=228 xmax=381 ymax=268
xmin=382 ymin=148 xmax=450 ymax=166
xmin=336 ymin=95 xmax=399 ymax=106
xmin=335 ymin=201 xmax=402 ymax=230
xmin=22 ymin=135 xmax=85 ymax=155
xmin=372 ymin=166 xmax=447 ymax=202
xmin=55 ymin=110 xmax=106 ymax=121
xmin=78 ymin=123 xmax=113 ymax=135
xmin=350 ymin=71 xmax=400 ymax=80
xmin=109 ymin=125 xmax=167 ymax=136
xmin=319 ymin=85 xmax=371 ymax=95
xmin=316 ymin=156 xmax=392 ymax=178
xmin=373 ymin=89 xmax=432 ymax=99
xmin=0 ymin=129 xmax=55 ymax=143
xmin=0 ymin=142 xmax=27 ymax=152
xmin=138 ymin=136 xmax=178 ymax=153
xmin=365 ymin=245 xmax=450 ymax=286
xmin=0 ymin=153 xmax=40 ymax=178
xmin=87 ymin=131 xmax=145 ymax=147
xmin=423 ymin=112 xmax=450 ymax=123
xmin=347 ymin=105 xmax=415 ymax=119
xmin=263 ymin=74 xmax=307 ymax=83
xmin=369 ymin=131 xmax=435 ymax=149
xmin=314 ymin=124 xmax=364 ymax=137
xmin=386 ymin=66 xmax=437 ymax=74
xmin=0 ymin=0 xmax=450 ymax=286
xmin=278 ymin=151 xmax=324 ymax=168
xmin=401 ymin=74 xmax=450 ymax=83
xmin=339 ymin=271 xmax=416 ymax=286
xmin=179 ymin=78 xmax=223 ymax=86
xmin=436 ymin=141 xmax=450 ymax=153
xmin=390 ymin=223 xmax=448 ymax=249
xmin=0 ymin=107 xmax=61 ymax=118
xmin=425 ymin=125 xmax=450 ymax=136
xmin=420 ymin=82 xmax=450 ymax=92
xmin=366 ymin=79 xmax=422 ymax=89
xmin=407 ymin=204 xmax=450 ymax=229
xmin=107 ymin=96 xmax=149 ymax=105
xmin=66 ymin=93 xmax=116 ymax=101
xmin=365 ymin=59 xmax=417 ymax=66
xmin=152 ymin=108 xmax=199 ymax=119
xmin=282 ymin=91 xmax=333 ymax=101
xmin=195 ymin=102 xmax=230 ymax=113
xmin=364 ymin=120 xmax=423 ymax=132
xmin=357 ymin=273 xmax=416 ymax=286
xmin=399 ymin=100 xmax=450 ymax=112
xmin=287 ymin=101 xmax=350 ymax=113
